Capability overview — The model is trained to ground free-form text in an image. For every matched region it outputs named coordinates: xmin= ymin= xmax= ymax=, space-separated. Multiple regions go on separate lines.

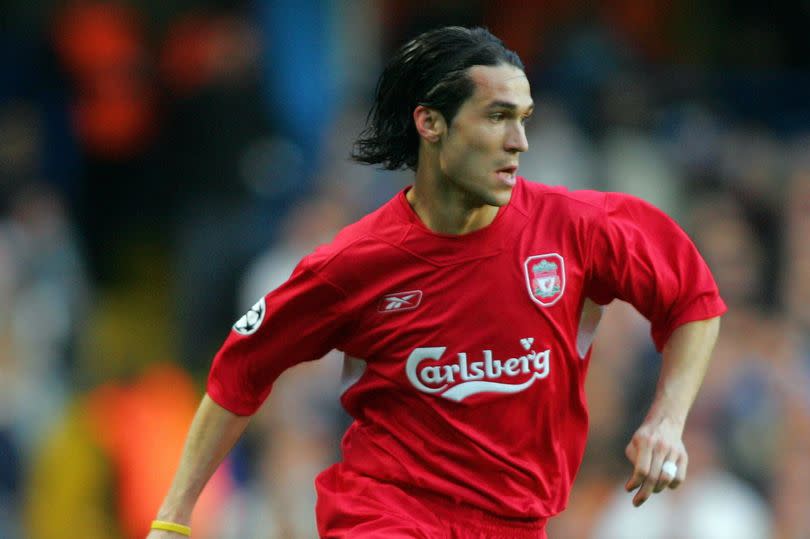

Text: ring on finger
xmin=661 ymin=460 xmax=678 ymax=478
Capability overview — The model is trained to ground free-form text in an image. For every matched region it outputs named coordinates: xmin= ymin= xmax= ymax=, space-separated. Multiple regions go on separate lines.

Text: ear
xmin=413 ymin=105 xmax=445 ymax=143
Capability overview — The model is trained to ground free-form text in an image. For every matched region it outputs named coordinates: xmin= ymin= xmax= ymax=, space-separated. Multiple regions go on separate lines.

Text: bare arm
xmin=147 ymin=393 xmax=252 ymax=537
xmin=623 ymin=316 xmax=721 ymax=506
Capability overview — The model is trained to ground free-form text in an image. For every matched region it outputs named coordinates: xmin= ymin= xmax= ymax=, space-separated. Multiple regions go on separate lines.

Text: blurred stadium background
xmin=1 ymin=1 xmax=809 ymax=538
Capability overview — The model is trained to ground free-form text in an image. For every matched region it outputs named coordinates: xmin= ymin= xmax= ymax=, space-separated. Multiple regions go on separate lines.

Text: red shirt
xmin=208 ymin=177 xmax=726 ymax=519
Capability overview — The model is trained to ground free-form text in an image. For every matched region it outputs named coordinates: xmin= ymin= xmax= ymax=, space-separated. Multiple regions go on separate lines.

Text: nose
xmin=505 ymin=121 xmax=528 ymax=153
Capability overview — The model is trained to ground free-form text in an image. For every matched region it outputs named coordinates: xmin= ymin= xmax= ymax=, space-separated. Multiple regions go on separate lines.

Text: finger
xmin=654 ymin=454 xmax=677 ymax=493
xmin=668 ymin=452 xmax=688 ymax=490
xmin=625 ymin=438 xmax=652 ymax=492
xmin=634 ymin=448 xmax=666 ymax=506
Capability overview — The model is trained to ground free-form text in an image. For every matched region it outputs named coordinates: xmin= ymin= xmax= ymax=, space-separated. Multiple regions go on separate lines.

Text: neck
xmin=408 ymin=166 xmax=500 ymax=235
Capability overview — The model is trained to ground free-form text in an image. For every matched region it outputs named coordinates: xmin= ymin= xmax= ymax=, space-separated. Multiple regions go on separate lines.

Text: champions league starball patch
xmin=524 ymin=253 xmax=565 ymax=307
xmin=233 ymin=298 xmax=266 ymax=335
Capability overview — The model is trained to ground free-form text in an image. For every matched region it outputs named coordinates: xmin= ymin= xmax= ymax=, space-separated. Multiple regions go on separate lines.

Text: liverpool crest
xmin=524 ymin=253 xmax=565 ymax=306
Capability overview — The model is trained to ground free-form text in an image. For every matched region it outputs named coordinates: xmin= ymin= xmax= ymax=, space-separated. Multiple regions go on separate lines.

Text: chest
xmin=342 ymin=230 xmax=589 ymax=377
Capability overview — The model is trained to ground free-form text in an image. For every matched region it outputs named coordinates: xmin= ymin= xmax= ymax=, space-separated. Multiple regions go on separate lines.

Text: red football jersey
xmin=207 ymin=177 xmax=726 ymax=519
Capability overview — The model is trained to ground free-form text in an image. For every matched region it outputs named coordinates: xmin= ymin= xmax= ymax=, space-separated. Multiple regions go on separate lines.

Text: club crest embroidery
xmin=524 ymin=253 xmax=565 ymax=307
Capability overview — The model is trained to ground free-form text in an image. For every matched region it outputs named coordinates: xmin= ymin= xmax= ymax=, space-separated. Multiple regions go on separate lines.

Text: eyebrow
xmin=486 ymin=100 xmax=535 ymax=113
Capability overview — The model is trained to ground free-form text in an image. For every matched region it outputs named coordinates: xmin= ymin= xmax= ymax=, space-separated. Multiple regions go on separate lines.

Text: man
xmin=148 ymin=27 xmax=725 ymax=538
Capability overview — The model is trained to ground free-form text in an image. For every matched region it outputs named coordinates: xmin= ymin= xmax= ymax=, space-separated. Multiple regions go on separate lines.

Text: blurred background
xmin=0 ymin=1 xmax=808 ymax=538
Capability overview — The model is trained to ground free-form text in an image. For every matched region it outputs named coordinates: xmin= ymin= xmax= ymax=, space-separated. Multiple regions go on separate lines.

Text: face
xmin=437 ymin=63 xmax=533 ymax=207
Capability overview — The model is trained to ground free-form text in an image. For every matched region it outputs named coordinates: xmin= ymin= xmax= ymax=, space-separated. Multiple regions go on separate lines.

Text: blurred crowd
xmin=0 ymin=1 xmax=808 ymax=538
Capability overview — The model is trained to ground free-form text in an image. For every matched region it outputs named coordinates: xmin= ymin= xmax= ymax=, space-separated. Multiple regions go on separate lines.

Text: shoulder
xmin=299 ymin=195 xmax=409 ymax=281
xmin=601 ymin=191 xmax=679 ymax=227
xmin=513 ymin=177 xmax=610 ymax=227
xmin=515 ymin=178 xmax=606 ymax=212
xmin=516 ymin=179 xmax=673 ymax=225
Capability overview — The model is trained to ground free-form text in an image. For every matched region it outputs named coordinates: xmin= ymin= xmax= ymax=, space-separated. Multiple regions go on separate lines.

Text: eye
xmin=489 ymin=113 xmax=505 ymax=122
xmin=521 ymin=115 xmax=532 ymax=125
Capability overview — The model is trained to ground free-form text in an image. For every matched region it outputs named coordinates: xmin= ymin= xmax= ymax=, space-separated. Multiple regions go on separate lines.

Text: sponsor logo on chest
xmin=406 ymin=338 xmax=551 ymax=402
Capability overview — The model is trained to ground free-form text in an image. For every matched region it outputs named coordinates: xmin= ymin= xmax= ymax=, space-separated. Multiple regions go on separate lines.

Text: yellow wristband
xmin=151 ymin=520 xmax=191 ymax=536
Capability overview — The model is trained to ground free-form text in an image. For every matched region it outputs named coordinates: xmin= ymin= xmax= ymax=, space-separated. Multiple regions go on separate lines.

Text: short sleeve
xmin=585 ymin=193 xmax=726 ymax=351
xmin=207 ymin=256 xmax=353 ymax=415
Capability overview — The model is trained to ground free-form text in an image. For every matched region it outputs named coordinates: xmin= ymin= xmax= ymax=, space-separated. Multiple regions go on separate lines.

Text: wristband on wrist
xmin=151 ymin=520 xmax=191 ymax=536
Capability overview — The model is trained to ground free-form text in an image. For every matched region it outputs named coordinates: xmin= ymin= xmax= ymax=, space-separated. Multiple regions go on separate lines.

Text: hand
xmin=624 ymin=416 xmax=688 ymax=507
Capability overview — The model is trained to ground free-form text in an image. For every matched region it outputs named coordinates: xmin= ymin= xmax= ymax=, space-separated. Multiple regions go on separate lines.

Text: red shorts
xmin=315 ymin=464 xmax=548 ymax=539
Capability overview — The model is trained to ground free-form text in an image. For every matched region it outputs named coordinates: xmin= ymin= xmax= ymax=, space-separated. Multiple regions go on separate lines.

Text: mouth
xmin=495 ymin=165 xmax=518 ymax=186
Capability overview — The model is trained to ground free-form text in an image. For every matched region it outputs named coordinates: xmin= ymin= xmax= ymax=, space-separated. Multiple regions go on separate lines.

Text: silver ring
xmin=661 ymin=460 xmax=678 ymax=478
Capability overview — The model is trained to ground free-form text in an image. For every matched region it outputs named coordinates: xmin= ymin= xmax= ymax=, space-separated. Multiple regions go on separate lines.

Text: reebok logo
xmin=378 ymin=290 xmax=422 ymax=313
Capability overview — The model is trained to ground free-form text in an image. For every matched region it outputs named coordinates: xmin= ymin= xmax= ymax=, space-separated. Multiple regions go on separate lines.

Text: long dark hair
xmin=352 ymin=26 xmax=524 ymax=171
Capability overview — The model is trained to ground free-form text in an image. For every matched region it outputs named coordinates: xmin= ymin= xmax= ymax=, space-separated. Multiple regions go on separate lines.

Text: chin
xmin=483 ymin=187 xmax=513 ymax=207
xmin=480 ymin=190 xmax=512 ymax=208
xmin=495 ymin=191 xmax=513 ymax=206
xmin=453 ymin=175 xmax=513 ymax=207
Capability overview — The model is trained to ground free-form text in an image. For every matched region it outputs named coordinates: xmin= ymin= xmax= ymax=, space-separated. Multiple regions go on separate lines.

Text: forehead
xmin=466 ymin=64 xmax=532 ymax=108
